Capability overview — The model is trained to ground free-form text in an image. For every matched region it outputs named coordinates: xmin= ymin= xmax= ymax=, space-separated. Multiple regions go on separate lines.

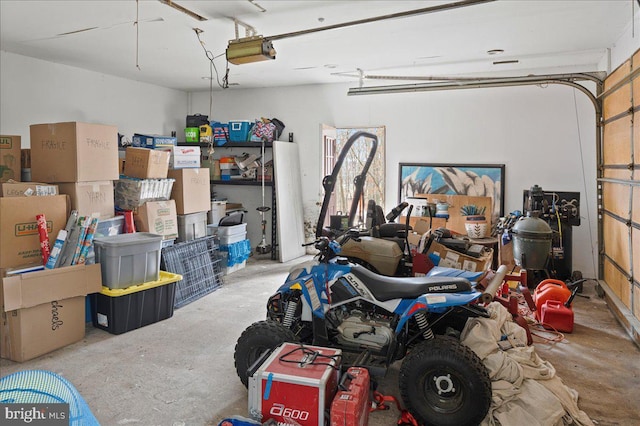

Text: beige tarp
xmin=461 ymin=302 xmax=594 ymax=426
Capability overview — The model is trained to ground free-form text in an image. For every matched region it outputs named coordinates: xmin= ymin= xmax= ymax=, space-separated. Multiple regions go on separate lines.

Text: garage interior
xmin=1 ymin=1 xmax=639 ymax=425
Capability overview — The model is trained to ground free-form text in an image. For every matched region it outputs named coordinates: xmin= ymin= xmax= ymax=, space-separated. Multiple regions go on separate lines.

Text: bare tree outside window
xmin=323 ymin=127 xmax=385 ymax=227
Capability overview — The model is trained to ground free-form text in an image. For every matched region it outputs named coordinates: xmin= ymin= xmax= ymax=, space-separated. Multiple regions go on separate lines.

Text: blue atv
xmin=234 ymin=237 xmax=494 ymax=426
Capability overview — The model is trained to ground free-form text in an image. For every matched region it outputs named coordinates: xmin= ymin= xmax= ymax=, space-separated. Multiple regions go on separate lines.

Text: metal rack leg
xmin=271 ymin=184 xmax=277 ymax=260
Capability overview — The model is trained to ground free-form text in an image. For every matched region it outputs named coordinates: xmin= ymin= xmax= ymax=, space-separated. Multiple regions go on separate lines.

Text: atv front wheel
xmin=234 ymin=320 xmax=299 ymax=387
xmin=399 ymin=336 xmax=491 ymax=426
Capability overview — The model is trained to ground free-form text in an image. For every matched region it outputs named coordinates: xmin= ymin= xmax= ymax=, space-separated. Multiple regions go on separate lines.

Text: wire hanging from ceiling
xmin=194 ymin=29 xmax=229 ymax=118
xmin=135 ymin=0 xmax=141 ymax=70
xmin=572 ymin=88 xmax=598 ymax=280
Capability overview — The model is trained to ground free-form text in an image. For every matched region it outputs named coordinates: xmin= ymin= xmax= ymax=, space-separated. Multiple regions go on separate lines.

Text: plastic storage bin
xmin=208 ymin=200 xmax=227 ymax=226
xmin=217 ymin=223 xmax=247 ymax=236
xmin=216 ymin=223 xmax=247 ymax=245
xmin=228 ymin=120 xmax=251 ymax=142
xmin=91 ymin=271 xmax=182 ymax=335
xmin=177 ymin=212 xmax=208 ymax=242
xmin=93 ymin=233 xmax=163 ymax=289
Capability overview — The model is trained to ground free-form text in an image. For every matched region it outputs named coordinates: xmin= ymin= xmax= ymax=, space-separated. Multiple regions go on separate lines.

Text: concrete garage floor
xmin=1 ymin=256 xmax=639 ymax=426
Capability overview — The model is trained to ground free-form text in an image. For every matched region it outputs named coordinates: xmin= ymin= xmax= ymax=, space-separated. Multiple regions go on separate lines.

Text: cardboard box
xmin=134 ymin=200 xmax=178 ymax=239
xmin=132 ymin=134 xmax=177 ymax=149
xmin=124 ymin=147 xmax=170 ymax=179
xmin=168 ymin=168 xmax=211 ymax=215
xmin=427 ymin=240 xmax=493 ymax=273
xmin=0 ymin=135 xmax=21 ymax=183
xmin=0 ymin=181 xmax=59 ymax=197
xmin=58 ymin=181 xmax=115 ymax=219
xmin=0 ymin=195 xmax=69 ymax=268
xmin=30 ymin=122 xmax=119 ymax=182
xmin=162 ymin=145 xmax=201 ymax=169
xmin=0 ymin=264 xmax=102 ymax=362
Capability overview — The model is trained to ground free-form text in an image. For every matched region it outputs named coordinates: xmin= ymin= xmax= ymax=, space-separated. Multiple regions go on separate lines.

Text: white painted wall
xmin=601 ymin=5 xmax=640 ymax=72
xmin=0 ymin=51 xmax=187 ymax=145
xmin=191 ymin=81 xmax=599 ymax=278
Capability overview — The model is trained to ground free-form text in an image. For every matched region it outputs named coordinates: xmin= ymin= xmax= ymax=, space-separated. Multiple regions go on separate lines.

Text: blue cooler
xmin=228 ymin=120 xmax=251 ymax=142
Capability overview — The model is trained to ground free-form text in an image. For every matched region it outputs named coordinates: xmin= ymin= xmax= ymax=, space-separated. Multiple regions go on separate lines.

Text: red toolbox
xmin=248 ymin=343 xmax=341 ymax=425
xmin=330 ymin=367 xmax=371 ymax=426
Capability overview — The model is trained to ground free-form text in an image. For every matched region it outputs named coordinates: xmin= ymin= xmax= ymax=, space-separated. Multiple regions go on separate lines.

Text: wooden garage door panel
xmin=633 ymin=227 xmax=640 ymax=283
xmin=604 ymin=258 xmax=631 ymax=309
xmin=633 ymin=50 xmax=640 ymax=71
xmin=635 ymin=112 xmax=640 ymax=158
xmin=603 ymin=182 xmax=630 ymax=219
xmin=603 ymin=168 xmax=631 ymax=180
xmin=634 ymin=77 xmax=640 ymax=108
xmin=605 ymin=59 xmax=630 ymax=91
xmin=633 ymin=185 xmax=640 ymax=225
xmin=603 ymin=116 xmax=632 ymax=165
xmin=635 ymin=285 xmax=640 ymax=322
xmin=604 ymin=85 xmax=631 ymax=120
xmin=603 ymin=214 xmax=630 ymax=272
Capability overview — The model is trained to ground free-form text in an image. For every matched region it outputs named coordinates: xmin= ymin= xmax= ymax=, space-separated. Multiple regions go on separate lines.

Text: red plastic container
xmin=540 ymin=300 xmax=574 ymax=333
xmin=330 ymin=367 xmax=370 ymax=426
xmin=534 ymin=279 xmax=571 ymax=319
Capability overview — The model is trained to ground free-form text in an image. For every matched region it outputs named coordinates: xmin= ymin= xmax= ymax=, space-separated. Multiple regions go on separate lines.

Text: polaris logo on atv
xmin=429 ymin=284 xmax=459 ymax=291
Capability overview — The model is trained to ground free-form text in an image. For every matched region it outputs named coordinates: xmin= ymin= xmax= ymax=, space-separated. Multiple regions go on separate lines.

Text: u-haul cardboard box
xmin=0 ymin=264 xmax=102 ymax=362
xmin=0 ymin=181 xmax=59 ymax=197
xmin=0 ymin=135 xmax=21 ymax=183
xmin=0 ymin=195 xmax=68 ymax=268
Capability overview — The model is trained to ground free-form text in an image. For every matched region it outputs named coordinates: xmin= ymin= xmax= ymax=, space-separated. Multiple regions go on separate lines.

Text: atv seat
xmin=350 ymin=264 xmax=472 ymax=302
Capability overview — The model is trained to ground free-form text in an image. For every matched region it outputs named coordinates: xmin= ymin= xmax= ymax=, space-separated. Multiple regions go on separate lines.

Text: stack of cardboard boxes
xmin=119 ymin=145 xmax=211 ymax=243
xmin=119 ymin=147 xmax=178 ymax=240
xmin=0 ymin=123 xmax=114 ymax=362
xmin=1 ymin=122 xmax=214 ymax=361
xmin=31 ymin=122 xmax=119 ymax=223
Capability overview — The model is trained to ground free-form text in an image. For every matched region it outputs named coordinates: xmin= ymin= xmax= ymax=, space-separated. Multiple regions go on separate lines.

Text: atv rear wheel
xmin=234 ymin=320 xmax=298 ymax=387
xmin=399 ymin=336 xmax=491 ymax=426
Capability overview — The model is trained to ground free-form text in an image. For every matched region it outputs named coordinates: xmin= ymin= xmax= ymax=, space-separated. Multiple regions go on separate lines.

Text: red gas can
xmin=534 ymin=279 xmax=571 ymax=320
xmin=540 ymin=300 xmax=574 ymax=333
xmin=330 ymin=367 xmax=371 ymax=426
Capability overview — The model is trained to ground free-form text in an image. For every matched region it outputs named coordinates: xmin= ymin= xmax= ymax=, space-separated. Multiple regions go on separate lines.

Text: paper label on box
xmin=36 ymin=185 xmax=58 ymax=196
xmin=462 ymin=259 xmax=479 ymax=272
xmin=438 ymin=258 xmax=460 ymax=269
xmin=444 ymin=251 xmax=460 ymax=263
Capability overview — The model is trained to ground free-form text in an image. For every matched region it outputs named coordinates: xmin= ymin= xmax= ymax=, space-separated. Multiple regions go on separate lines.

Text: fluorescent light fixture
xmin=226 ymin=36 xmax=276 ymax=65
xmin=158 ymin=0 xmax=207 ymax=21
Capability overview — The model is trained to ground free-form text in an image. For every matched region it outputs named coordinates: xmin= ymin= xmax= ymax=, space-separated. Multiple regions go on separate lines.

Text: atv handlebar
xmin=302 ymin=237 xmax=341 ymax=262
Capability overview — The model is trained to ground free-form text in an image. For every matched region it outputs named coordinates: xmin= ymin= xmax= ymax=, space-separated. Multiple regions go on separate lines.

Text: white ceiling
xmin=0 ymin=0 xmax=636 ymax=92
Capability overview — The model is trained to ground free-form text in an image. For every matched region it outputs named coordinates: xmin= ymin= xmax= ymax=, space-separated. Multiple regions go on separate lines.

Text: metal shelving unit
xmin=178 ymin=142 xmax=277 ymax=260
